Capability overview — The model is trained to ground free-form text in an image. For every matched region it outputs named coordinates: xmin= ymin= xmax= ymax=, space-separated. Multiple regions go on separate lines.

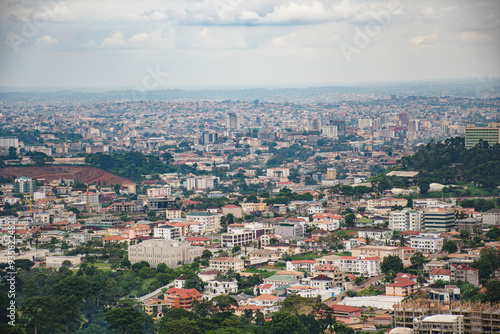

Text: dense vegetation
xmin=399 ymin=137 xmax=500 ymax=190
xmin=84 ymin=152 xmax=195 ymax=181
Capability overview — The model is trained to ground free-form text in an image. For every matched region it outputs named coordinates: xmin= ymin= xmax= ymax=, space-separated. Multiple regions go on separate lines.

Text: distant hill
xmin=0 ymin=165 xmax=133 ymax=185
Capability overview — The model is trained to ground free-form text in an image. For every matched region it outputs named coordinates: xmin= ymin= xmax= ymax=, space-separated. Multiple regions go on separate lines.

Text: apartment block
xmin=128 ymin=239 xmax=203 ymax=268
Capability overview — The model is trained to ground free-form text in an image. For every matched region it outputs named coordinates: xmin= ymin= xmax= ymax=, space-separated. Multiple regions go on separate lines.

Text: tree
xmin=184 ymin=275 xmax=204 ymax=291
xmin=486 ymin=280 xmax=500 ymax=303
xmin=442 ymin=240 xmax=458 ymax=253
xmin=344 ymin=213 xmax=355 ymax=227
xmin=380 ymin=255 xmax=404 ymax=275
xmin=231 ymin=246 xmax=241 ymax=255
xmin=418 ymin=178 xmax=430 ymax=194
xmin=313 ymin=303 xmax=337 ymax=334
xmin=201 ymin=249 xmax=213 ymax=260
xmin=105 ymin=306 xmax=152 ymax=334
xmin=209 ymin=295 xmax=238 ymax=313
xmin=410 ymin=252 xmax=425 ymax=268
xmin=345 ymin=290 xmax=358 ymax=297
xmin=460 ymin=230 xmax=471 ymax=241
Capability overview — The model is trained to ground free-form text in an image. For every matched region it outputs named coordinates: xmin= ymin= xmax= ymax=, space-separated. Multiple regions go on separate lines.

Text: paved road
xmin=137 ymin=282 xmax=174 ymax=302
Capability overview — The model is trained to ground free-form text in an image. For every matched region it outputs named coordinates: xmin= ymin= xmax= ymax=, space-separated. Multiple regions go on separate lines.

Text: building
xmin=424 ymin=208 xmax=456 ymax=232
xmin=395 ymin=300 xmax=500 ymax=334
xmin=165 ymin=208 xmax=182 ymax=220
xmin=128 ymin=239 xmax=203 ymax=268
xmin=0 ymin=137 xmax=19 ymax=148
xmin=351 ymin=245 xmax=409 ymax=261
xmin=410 ymin=233 xmax=444 ymax=254
xmin=413 ymin=315 xmax=464 ymax=334
xmin=385 ymin=279 xmax=418 ymax=297
xmin=14 ymin=176 xmax=37 ymax=194
xmin=222 ymin=204 xmax=243 ymax=218
xmin=226 ymin=112 xmax=240 ymax=130
xmin=142 ymin=298 xmax=168 ymax=317
xmin=286 ymin=260 xmax=316 ymax=273
xmin=339 ymin=256 xmax=381 ymax=277
xmin=147 ymin=187 xmax=166 ymax=198
xmin=389 ymin=209 xmax=424 ymax=231
xmin=450 ymin=264 xmax=479 ymax=287
xmin=163 ymin=288 xmax=202 ymax=310
xmin=146 ymin=197 xmax=177 ymax=211
xmin=185 ymin=212 xmax=221 ymax=233
xmin=266 ymin=167 xmax=290 ymax=179
xmin=221 ymin=229 xmax=256 ymax=247
xmin=273 ymin=220 xmax=305 ymax=238
xmin=209 ymin=257 xmax=245 ymax=273
xmin=247 ymin=294 xmax=284 ymax=314
xmin=483 ymin=208 xmax=500 ymax=226
xmin=78 ymin=192 xmax=99 ymax=205
xmin=465 ymin=122 xmax=500 ymax=148
xmin=45 ymin=255 xmax=81 ymax=268
xmin=153 ymin=225 xmax=180 ymax=240
xmin=206 ymin=278 xmax=238 ymax=295
xmin=429 ymin=268 xmax=451 ymax=283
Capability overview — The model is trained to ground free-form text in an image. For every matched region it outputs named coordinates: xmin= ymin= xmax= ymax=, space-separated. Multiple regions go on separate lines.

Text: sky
xmin=0 ymin=0 xmax=499 ymax=90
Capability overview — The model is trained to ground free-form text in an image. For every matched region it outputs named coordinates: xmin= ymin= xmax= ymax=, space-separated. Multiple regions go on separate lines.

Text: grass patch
xmin=358 ymin=287 xmax=385 ymax=296
xmin=245 ymin=267 xmax=276 ymax=278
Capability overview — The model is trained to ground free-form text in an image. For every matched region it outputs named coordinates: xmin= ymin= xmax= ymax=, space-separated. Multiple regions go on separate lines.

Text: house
xmin=339 ymin=256 xmax=381 ymax=277
xmin=199 ymin=270 xmax=219 ymax=282
xmin=330 ymin=304 xmax=362 ymax=324
xmin=174 ymin=275 xmax=187 ymax=289
xmin=209 ymin=257 xmax=245 ymax=273
xmin=163 ymin=288 xmax=203 ymax=310
xmin=430 ymin=268 xmax=451 ymax=283
xmin=287 ymin=286 xmax=319 ymax=298
xmin=312 ymin=264 xmax=345 ymax=287
xmin=450 ymin=264 xmax=479 ymax=287
xmin=255 ymin=283 xmax=276 ymax=295
xmin=385 ymin=279 xmax=418 ymax=297
xmin=206 ymin=278 xmax=238 ymax=295
xmin=142 ymin=298 xmax=168 ymax=318
xmin=247 ymin=294 xmax=284 ymax=314
xmin=263 ymin=274 xmax=299 ymax=288
xmin=222 ymin=205 xmax=243 ymax=218
xmin=286 ymin=260 xmax=316 ymax=273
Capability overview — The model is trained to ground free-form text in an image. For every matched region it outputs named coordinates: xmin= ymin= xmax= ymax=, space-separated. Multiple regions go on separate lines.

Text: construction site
xmin=394 ymin=300 xmax=500 ymax=334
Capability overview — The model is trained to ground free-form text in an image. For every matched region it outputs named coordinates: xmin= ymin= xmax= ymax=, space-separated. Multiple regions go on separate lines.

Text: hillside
xmin=0 ymin=165 xmax=133 ymax=185
xmin=398 ymin=136 xmax=500 ymax=190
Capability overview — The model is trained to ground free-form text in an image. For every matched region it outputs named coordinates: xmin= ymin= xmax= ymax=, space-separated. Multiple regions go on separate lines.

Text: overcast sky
xmin=0 ymin=0 xmax=499 ymax=90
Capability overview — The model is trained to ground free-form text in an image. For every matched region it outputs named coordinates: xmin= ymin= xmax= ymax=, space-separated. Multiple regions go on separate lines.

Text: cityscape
xmin=1 ymin=1 xmax=500 ymax=334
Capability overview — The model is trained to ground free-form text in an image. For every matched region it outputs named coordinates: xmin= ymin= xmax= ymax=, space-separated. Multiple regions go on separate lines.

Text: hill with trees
xmin=397 ymin=137 xmax=500 ymax=191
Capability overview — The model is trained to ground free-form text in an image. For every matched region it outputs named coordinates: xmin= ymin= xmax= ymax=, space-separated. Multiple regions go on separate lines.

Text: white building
xmin=247 ymin=294 xmax=284 ymax=314
xmin=286 ymin=260 xmax=316 ymax=273
xmin=153 ymin=225 xmax=180 ymax=240
xmin=128 ymin=239 xmax=203 ymax=268
xmin=206 ymin=278 xmax=238 ymax=295
xmin=266 ymin=168 xmax=290 ymax=179
xmin=389 ymin=209 xmax=424 ymax=231
xmin=307 ymin=205 xmax=324 ymax=215
xmin=185 ymin=212 xmax=221 ymax=234
xmin=46 ymin=255 xmax=81 ymax=268
xmin=410 ymin=233 xmax=443 ymax=254
xmin=339 ymin=256 xmax=381 ymax=277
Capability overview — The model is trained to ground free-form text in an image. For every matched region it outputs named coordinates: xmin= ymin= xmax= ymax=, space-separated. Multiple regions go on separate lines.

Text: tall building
xmin=424 ymin=208 xmax=456 ymax=232
xmin=14 ymin=176 xmax=37 ymax=194
xmin=311 ymin=118 xmax=322 ymax=131
xmin=329 ymin=120 xmax=346 ymax=136
xmin=226 ymin=112 xmax=240 ymax=130
xmin=321 ymin=125 xmax=338 ymax=139
xmin=465 ymin=122 xmax=500 ymax=148
xmin=389 ymin=209 xmax=423 ymax=231
xmin=0 ymin=137 xmax=19 ymax=148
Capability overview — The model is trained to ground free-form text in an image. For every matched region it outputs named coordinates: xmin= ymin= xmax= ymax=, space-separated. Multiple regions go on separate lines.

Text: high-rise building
xmin=424 ymin=208 xmax=456 ymax=232
xmin=399 ymin=113 xmax=409 ymax=126
xmin=14 ymin=176 xmax=37 ymax=194
xmin=0 ymin=137 xmax=19 ymax=148
xmin=329 ymin=120 xmax=346 ymax=136
xmin=226 ymin=112 xmax=240 ymax=130
xmin=465 ymin=122 xmax=500 ymax=148
xmin=311 ymin=118 xmax=322 ymax=131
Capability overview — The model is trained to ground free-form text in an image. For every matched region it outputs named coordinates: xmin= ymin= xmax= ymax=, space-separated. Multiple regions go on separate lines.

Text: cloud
xmin=35 ymin=35 xmax=58 ymax=46
xmin=410 ymin=31 xmax=439 ymax=46
xmin=460 ymin=31 xmax=493 ymax=41
xmin=102 ymin=31 xmax=125 ymax=46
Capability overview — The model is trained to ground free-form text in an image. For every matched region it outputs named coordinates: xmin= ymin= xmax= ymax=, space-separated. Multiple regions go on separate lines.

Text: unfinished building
xmin=394 ymin=300 xmax=500 ymax=334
